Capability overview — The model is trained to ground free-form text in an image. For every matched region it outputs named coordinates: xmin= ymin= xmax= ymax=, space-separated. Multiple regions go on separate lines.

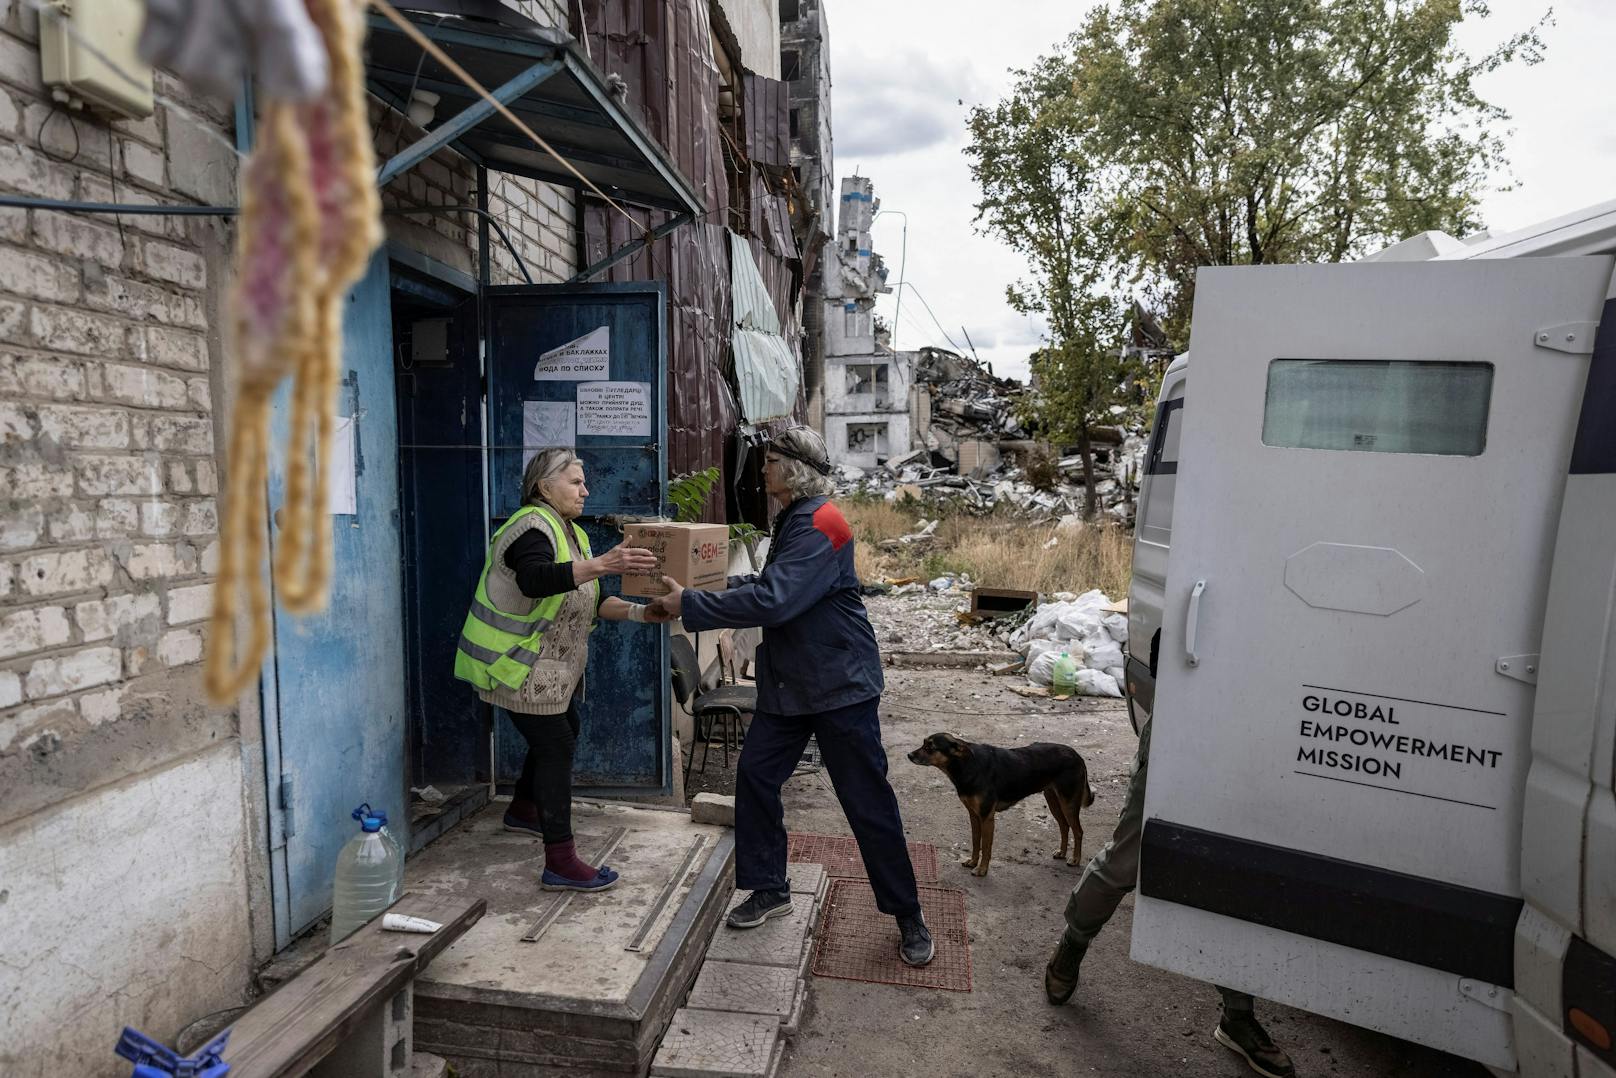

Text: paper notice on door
xmin=328 ymin=415 xmax=357 ymax=515
xmin=534 ymin=326 xmax=610 ymax=380
xmin=523 ymin=400 xmax=576 ymax=467
xmin=576 ymin=381 xmax=652 ymax=438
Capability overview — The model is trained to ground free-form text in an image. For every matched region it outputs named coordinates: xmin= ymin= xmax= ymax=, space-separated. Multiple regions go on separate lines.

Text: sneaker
xmin=897 ymin=913 xmax=934 ymax=967
xmin=1044 ymin=936 xmax=1084 ymax=1005
xmin=1214 ymin=1013 xmax=1296 ymax=1078
xmin=726 ymin=890 xmax=792 ymax=929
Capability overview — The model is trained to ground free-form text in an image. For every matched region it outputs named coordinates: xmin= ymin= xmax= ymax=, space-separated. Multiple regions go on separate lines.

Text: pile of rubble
xmin=833 ymin=345 xmax=1148 ymax=522
xmin=863 ymin=575 xmax=1006 ymax=654
xmin=835 ymin=440 xmax=1146 ymax=524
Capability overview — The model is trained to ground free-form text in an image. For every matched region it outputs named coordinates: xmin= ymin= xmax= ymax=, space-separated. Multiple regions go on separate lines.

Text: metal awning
xmin=365 ymin=9 xmax=703 ymax=218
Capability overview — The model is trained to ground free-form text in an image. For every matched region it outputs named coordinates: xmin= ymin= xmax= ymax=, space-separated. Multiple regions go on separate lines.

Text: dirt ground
xmin=690 ymin=662 xmax=1490 ymax=1078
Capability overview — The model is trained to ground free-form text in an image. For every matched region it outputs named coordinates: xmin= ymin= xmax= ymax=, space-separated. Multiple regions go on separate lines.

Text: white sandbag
xmin=1074 ymin=668 xmax=1122 ymax=697
xmin=1102 ymin=613 xmax=1128 ymax=643
xmin=1105 ymin=666 xmax=1125 ymax=685
xmin=1027 ymin=649 xmax=1059 ymax=686
xmin=1055 ymin=609 xmax=1104 ymax=643
xmin=1084 ymin=638 xmax=1125 ymax=673
xmin=1025 ymin=638 xmax=1064 ymax=666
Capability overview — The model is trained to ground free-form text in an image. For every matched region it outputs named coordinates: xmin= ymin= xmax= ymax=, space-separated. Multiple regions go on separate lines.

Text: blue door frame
xmin=485 ymin=282 xmax=673 ymax=796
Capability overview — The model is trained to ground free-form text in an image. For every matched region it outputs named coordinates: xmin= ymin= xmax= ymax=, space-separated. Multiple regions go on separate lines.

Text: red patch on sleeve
xmin=812 ymin=502 xmax=852 ymax=551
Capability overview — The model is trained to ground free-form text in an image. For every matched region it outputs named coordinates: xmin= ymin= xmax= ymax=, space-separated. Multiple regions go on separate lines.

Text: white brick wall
xmin=0 ymin=11 xmax=222 ymax=760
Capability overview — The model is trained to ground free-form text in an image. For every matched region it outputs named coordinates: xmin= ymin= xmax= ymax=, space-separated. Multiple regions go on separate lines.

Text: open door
xmin=1131 ymin=257 xmax=1612 ymax=1068
xmin=485 ymin=282 xmax=672 ymax=795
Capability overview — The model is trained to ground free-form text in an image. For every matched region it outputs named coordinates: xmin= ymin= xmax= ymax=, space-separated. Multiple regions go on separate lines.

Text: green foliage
xmin=668 ymin=466 xmax=764 ymax=545
xmin=667 ymin=467 xmax=720 ymax=523
xmin=1057 ymin=0 xmax=1548 ymax=341
xmin=967 ymin=0 xmax=1546 ymax=513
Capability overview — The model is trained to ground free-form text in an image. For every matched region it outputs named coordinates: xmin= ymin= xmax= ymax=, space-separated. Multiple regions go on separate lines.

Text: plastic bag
xmin=1027 ymin=649 xmax=1059 ymax=686
xmin=1074 ymin=668 xmax=1122 ymax=697
xmin=1102 ymin=613 xmax=1129 ymax=643
xmin=1084 ymin=638 xmax=1125 ymax=673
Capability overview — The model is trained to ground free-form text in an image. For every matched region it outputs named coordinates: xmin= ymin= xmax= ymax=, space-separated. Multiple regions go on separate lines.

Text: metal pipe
xmin=0 ymin=195 xmax=238 ymax=216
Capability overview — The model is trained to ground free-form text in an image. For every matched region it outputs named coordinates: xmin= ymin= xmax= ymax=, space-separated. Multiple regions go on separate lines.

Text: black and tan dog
xmin=907 ymin=732 xmax=1094 ymax=878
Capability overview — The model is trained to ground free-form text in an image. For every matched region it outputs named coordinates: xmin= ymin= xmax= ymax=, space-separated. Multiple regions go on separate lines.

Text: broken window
xmin=845 ymin=363 xmax=889 ymax=399
xmin=789 ymin=109 xmax=799 ymax=137
xmin=781 ymin=50 xmax=801 ymax=81
xmin=780 ymin=0 xmax=801 ymax=23
xmin=846 ymin=422 xmax=890 ymax=457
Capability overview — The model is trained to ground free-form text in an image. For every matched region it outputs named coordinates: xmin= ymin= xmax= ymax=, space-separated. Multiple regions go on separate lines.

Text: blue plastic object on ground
xmin=114 ymin=1027 xmax=231 ymax=1077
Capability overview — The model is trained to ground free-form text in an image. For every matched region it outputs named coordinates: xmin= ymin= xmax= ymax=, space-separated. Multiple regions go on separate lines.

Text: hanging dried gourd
xmin=205 ymin=0 xmax=381 ymax=702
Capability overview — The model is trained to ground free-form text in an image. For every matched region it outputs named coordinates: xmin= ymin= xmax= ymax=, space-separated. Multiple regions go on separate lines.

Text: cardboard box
xmin=620 ymin=522 xmax=730 ymax=598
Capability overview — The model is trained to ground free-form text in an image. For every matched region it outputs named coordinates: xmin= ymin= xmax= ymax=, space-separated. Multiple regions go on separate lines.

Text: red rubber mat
xmin=811 ymin=879 xmax=972 ymax=991
xmin=787 ymin=832 xmax=940 ymax=883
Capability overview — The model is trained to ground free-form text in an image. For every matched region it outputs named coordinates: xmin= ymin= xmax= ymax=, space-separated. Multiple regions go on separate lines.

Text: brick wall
xmin=0 ymin=3 xmax=231 ymax=775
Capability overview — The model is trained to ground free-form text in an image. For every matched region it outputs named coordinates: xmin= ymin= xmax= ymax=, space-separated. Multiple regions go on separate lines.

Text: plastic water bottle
xmin=330 ymin=803 xmax=403 ymax=943
xmin=1052 ymin=651 xmax=1079 ymax=695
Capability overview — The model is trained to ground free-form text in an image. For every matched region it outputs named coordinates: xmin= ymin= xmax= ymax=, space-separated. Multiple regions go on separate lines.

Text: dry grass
xmin=842 ymin=497 xmax=1133 ymax=599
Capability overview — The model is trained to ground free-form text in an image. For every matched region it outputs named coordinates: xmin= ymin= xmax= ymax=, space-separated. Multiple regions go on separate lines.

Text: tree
xmin=1061 ymin=0 xmax=1547 ymax=341
xmin=966 ymin=55 xmax=1124 ymax=517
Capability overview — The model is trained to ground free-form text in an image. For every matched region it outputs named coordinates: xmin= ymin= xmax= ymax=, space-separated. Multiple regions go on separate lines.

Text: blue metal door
xmin=486 ymin=282 xmax=672 ymax=795
xmin=264 ymin=255 xmax=409 ymax=944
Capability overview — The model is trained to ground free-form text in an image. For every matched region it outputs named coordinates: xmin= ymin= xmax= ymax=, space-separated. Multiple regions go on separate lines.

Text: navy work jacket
xmin=681 ymin=495 xmax=883 ymax=716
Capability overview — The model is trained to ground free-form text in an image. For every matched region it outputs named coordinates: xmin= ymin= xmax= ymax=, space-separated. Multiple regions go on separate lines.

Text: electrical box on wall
xmin=39 ymin=0 xmax=155 ymax=119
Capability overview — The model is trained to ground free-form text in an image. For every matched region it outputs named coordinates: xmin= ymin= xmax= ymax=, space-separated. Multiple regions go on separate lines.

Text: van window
xmin=1139 ymin=392 xmax=1184 ymax=544
xmin=1262 ymin=360 xmax=1493 ymax=456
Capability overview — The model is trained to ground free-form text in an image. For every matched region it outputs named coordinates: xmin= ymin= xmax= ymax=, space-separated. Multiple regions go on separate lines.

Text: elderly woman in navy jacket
xmin=648 ymin=426 xmax=933 ymax=966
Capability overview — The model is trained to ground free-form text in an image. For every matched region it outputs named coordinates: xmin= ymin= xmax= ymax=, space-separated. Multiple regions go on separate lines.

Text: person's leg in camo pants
xmin=1044 ymin=718 xmax=1296 ymax=1077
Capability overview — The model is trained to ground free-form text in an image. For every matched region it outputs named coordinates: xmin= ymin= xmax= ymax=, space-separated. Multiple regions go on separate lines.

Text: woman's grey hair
xmin=771 ymin=426 xmax=834 ymax=501
xmin=522 ymin=448 xmax=581 ymax=507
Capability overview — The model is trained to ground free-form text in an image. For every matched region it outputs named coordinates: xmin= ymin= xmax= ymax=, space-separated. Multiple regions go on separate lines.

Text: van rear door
xmin=1130 ymin=257 xmax=1612 ymax=1069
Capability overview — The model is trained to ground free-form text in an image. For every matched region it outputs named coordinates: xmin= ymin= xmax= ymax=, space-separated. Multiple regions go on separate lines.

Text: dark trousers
xmin=735 ymin=696 xmax=921 ymax=918
xmin=508 ymin=702 xmax=580 ymax=844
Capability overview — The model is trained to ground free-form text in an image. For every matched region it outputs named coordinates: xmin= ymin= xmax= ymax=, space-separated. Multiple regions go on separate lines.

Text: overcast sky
xmin=824 ymin=0 xmax=1615 ymax=384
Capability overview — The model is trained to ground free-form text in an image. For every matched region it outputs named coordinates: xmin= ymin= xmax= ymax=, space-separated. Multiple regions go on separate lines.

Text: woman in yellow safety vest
xmin=453 ymin=448 xmax=659 ymax=891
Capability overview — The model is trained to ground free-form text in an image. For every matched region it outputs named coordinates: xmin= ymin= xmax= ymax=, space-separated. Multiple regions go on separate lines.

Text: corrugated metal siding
xmin=581 ymin=0 xmax=736 ymax=517
xmin=743 ymin=73 xmax=791 ymax=170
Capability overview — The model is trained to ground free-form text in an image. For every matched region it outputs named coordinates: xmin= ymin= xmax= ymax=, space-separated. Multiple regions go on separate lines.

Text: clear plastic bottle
xmin=330 ymin=803 xmax=404 ymax=943
xmin=1052 ymin=651 xmax=1079 ymax=695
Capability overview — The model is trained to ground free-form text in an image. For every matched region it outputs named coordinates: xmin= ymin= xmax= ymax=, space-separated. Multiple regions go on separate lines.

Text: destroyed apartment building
xmin=832 ymin=342 xmax=1148 ymax=521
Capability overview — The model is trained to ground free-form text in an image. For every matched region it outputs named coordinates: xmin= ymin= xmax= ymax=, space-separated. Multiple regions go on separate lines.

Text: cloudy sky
xmin=823 ymin=0 xmax=1615 ymax=383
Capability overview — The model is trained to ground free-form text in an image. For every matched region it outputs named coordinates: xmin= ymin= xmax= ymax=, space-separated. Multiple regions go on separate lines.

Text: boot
xmin=1044 ymin=935 xmax=1085 ymax=1005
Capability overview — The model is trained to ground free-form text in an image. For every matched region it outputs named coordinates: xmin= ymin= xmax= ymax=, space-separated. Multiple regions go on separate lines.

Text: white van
xmin=1124 ymin=200 xmax=1616 ymax=1078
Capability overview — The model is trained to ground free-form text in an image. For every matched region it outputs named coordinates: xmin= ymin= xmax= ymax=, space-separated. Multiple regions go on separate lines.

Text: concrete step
xmin=786 ymin=863 xmax=828 ymax=908
xmin=704 ymin=893 xmax=815 ymax=974
xmin=650 ymin=1008 xmax=778 ymax=1078
xmin=686 ymin=960 xmax=799 ymax=1023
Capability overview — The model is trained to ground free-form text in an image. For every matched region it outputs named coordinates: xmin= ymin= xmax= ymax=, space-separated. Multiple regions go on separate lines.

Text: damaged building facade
xmin=780 ymin=0 xmax=834 ymax=429
xmin=820 ymin=175 xmax=929 ymax=470
xmin=0 ymin=0 xmax=809 ymax=1073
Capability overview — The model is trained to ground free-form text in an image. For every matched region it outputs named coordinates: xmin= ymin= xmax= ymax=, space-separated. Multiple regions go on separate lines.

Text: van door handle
xmin=1185 ymin=580 xmax=1206 ymax=667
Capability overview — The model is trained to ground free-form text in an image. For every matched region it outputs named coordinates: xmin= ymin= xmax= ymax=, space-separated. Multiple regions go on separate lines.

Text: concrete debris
xmin=865 ymin=584 xmax=1006 ymax=656
xmin=691 ymin=793 xmax=736 ymax=827
xmin=832 ymin=347 xmax=1150 ymax=523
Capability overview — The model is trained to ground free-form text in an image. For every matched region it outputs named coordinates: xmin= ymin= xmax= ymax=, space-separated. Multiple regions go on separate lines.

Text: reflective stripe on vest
xmin=452 ymin=505 xmax=594 ymax=692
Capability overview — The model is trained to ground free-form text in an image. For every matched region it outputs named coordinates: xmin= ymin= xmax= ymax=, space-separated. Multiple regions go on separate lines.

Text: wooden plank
xmin=224 ymin=893 xmax=485 ymax=1078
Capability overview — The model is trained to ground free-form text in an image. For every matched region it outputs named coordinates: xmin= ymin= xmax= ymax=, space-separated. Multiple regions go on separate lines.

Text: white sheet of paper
xmin=534 ymin=325 xmax=610 ymax=381
xmin=523 ymin=400 xmax=576 ymax=468
xmin=328 ymin=415 xmax=357 ymax=515
xmin=575 ymin=381 xmax=651 ymax=438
